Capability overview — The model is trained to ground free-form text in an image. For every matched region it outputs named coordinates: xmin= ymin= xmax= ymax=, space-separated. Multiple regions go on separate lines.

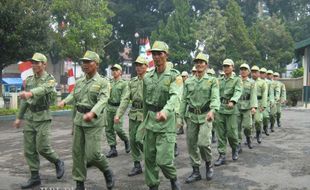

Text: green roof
xmin=295 ymin=37 xmax=310 ymax=57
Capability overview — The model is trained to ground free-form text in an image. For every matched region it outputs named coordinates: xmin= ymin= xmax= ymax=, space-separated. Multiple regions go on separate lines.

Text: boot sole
xmin=21 ymin=181 xmax=41 ymax=189
xmin=128 ymin=170 xmax=143 ymax=176
xmin=185 ymin=177 xmax=202 ymax=183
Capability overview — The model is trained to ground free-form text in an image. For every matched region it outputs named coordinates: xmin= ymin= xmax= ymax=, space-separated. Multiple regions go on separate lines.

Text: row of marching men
xmin=13 ymin=40 xmax=285 ymax=190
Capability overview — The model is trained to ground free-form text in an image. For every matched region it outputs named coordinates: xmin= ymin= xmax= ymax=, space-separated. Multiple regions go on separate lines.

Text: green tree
xmin=151 ymin=0 xmax=195 ymax=70
xmin=194 ymin=0 xmax=228 ymax=71
xmin=225 ymin=0 xmax=260 ymax=65
xmin=0 ymin=0 xmax=50 ymax=96
xmin=251 ymin=16 xmax=294 ymax=71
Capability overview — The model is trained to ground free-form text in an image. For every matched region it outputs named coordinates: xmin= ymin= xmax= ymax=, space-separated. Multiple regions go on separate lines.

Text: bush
xmin=286 ymin=89 xmax=302 ymax=106
xmin=291 ymin=67 xmax=304 ymax=78
xmin=0 ymin=105 xmax=73 ymax=116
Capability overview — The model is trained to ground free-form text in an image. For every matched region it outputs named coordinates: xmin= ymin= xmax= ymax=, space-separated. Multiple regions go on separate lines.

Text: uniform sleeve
xmin=16 ymin=99 xmax=29 ymax=119
xmin=269 ymin=82 xmax=275 ymax=105
xmin=90 ymin=80 xmax=110 ymax=117
xmin=281 ymin=83 xmax=287 ymax=102
xmin=274 ymin=82 xmax=281 ymax=103
xmin=262 ymin=81 xmax=268 ymax=108
xmin=179 ymin=82 xmax=188 ymax=119
xmin=210 ymin=77 xmax=220 ymax=112
xmin=30 ymin=75 xmax=56 ymax=98
xmin=230 ymin=77 xmax=242 ymax=103
xmin=161 ymin=75 xmax=182 ymax=116
xmin=116 ymin=82 xmax=131 ymax=118
xmin=63 ymin=93 xmax=74 ymax=104
xmin=250 ymin=82 xmax=258 ymax=108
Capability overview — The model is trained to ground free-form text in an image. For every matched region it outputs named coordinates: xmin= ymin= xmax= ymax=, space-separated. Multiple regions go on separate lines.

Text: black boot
xmin=237 ymin=143 xmax=242 ymax=154
xmin=106 ymin=145 xmax=118 ymax=158
xmin=205 ymin=161 xmax=214 ymax=180
xmin=232 ymin=149 xmax=239 ymax=161
xmin=124 ymin=140 xmax=131 ymax=153
xmin=277 ymin=113 xmax=281 ymax=127
xmin=174 ymin=143 xmax=179 ymax=157
xmin=21 ymin=171 xmax=41 ymax=189
xmin=185 ymin=167 xmax=201 ymax=183
xmin=149 ymin=186 xmax=159 ymax=190
xmin=75 ymin=181 xmax=85 ymax=190
xmin=246 ymin=136 xmax=253 ymax=149
xmin=211 ymin=131 xmax=216 ymax=143
xmin=214 ymin=154 xmax=226 ymax=166
xmin=128 ymin=161 xmax=142 ymax=176
xmin=263 ymin=125 xmax=269 ymax=136
xmin=55 ymin=159 xmax=65 ymax=179
xmin=177 ymin=126 xmax=184 ymax=135
xmin=256 ymin=131 xmax=262 ymax=144
xmin=103 ymin=169 xmax=115 ymax=190
xmin=170 ymin=178 xmax=181 ymax=190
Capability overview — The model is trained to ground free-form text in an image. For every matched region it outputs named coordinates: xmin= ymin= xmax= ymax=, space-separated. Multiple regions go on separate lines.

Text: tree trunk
xmin=0 ymin=65 xmax=3 ymax=97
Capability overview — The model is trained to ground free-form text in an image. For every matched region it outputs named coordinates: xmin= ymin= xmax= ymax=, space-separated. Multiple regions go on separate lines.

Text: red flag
xmin=18 ymin=61 xmax=33 ymax=87
xmin=65 ymin=59 xmax=75 ymax=92
xmin=144 ymin=38 xmax=154 ymax=68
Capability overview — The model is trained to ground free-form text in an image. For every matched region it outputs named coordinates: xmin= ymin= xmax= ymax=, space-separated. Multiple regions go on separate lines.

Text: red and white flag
xmin=144 ymin=38 xmax=154 ymax=68
xmin=18 ymin=61 xmax=33 ymax=87
xmin=65 ymin=59 xmax=75 ymax=92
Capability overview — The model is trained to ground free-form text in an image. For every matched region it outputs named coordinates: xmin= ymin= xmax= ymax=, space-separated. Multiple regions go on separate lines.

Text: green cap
xmin=111 ymin=64 xmax=122 ymax=71
xmin=194 ymin=52 xmax=208 ymax=63
xmin=274 ymin=72 xmax=280 ymax=77
xmin=207 ymin=68 xmax=215 ymax=75
xmin=135 ymin=56 xmax=148 ymax=65
xmin=28 ymin=53 xmax=47 ymax=63
xmin=240 ymin=63 xmax=250 ymax=70
xmin=181 ymin=71 xmax=189 ymax=76
xmin=260 ymin=67 xmax=267 ymax=73
xmin=223 ymin=59 xmax=234 ymax=66
xmin=192 ymin=66 xmax=197 ymax=71
xmin=251 ymin=65 xmax=260 ymax=71
xmin=267 ymin=70 xmax=274 ymax=74
xmin=80 ymin=50 xmax=100 ymax=63
xmin=150 ymin=41 xmax=169 ymax=53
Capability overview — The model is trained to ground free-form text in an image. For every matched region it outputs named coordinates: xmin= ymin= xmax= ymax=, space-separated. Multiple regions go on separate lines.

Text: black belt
xmin=108 ymin=101 xmax=120 ymax=107
xmin=146 ymin=104 xmax=163 ymax=112
xmin=132 ymin=101 xmax=143 ymax=109
xmin=29 ymin=106 xmax=48 ymax=113
xmin=240 ymin=94 xmax=250 ymax=101
xmin=257 ymin=96 xmax=262 ymax=100
xmin=77 ymin=106 xmax=92 ymax=113
xmin=220 ymin=98 xmax=230 ymax=104
xmin=188 ymin=105 xmax=210 ymax=114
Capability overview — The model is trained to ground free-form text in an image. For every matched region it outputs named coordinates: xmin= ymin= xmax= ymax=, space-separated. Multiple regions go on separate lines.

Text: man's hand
xmin=114 ymin=116 xmax=120 ymax=124
xmin=13 ymin=119 xmax=21 ymax=128
xmin=19 ymin=91 xmax=33 ymax=100
xmin=206 ymin=111 xmax=214 ymax=122
xmin=156 ymin=111 xmax=167 ymax=122
xmin=83 ymin=112 xmax=96 ymax=122
xmin=57 ymin=100 xmax=66 ymax=108
xmin=251 ymin=107 xmax=256 ymax=115
xmin=227 ymin=101 xmax=234 ymax=109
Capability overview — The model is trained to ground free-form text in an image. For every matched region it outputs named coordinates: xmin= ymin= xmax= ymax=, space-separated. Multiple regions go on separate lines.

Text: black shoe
xmin=271 ymin=129 xmax=275 ymax=132
xmin=205 ymin=161 xmax=214 ymax=180
xmin=246 ymin=136 xmax=253 ymax=149
xmin=211 ymin=131 xmax=216 ymax=143
xmin=185 ymin=167 xmax=201 ymax=183
xmin=75 ymin=181 xmax=85 ymax=190
xmin=256 ymin=131 xmax=262 ymax=144
xmin=214 ymin=154 xmax=226 ymax=166
xmin=21 ymin=171 xmax=41 ymax=189
xmin=124 ymin=140 xmax=131 ymax=153
xmin=106 ymin=146 xmax=118 ymax=158
xmin=232 ymin=150 xmax=238 ymax=161
xmin=170 ymin=178 xmax=181 ymax=190
xmin=237 ymin=143 xmax=242 ymax=154
xmin=149 ymin=186 xmax=159 ymax=190
xmin=128 ymin=161 xmax=142 ymax=176
xmin=103 ymin=169 xmax=115 ymax=190
xmin=177 ymin=127 xmax=184 ymax=135
xmin=55 ymin=159 xmax=65 ymax=179
xmin=174 ymin=143 xmax=179 ymax=157
xmin=263 ymin=126 xmax=270 ymax=136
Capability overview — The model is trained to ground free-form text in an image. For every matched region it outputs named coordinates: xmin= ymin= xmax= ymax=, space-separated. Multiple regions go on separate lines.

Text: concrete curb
xmin=0 ymin=110 xmax=72 ymax=121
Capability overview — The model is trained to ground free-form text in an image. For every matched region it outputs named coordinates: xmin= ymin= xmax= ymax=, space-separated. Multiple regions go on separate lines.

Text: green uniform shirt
xmin=253 ymin=78 xmax=268 ymax=109
xmin=271 ymin=80 xmax=281 ymax=103
xmin=238 ymin=78 xmax=257 ymax=110
xmin=278 ymin=81 xmax=287 ymax=102
xmin=116 ymin=76 xmax=144 ymax=121
xmin=17 ymin=71 xmax=56 ymax=121
xmin=72 ymin=72 xmax=110 ymax=127
xmin=180 ymin=73 xmax=220 ymax=124
xmin=107 ymin=78 xmax=128 ymax=112
xmin=143 ymin=66 xmax=182 ymax=132
xmin=266 ymin=79 xmax=275 ymax=105
xmin=218 ymin=75 xmax=243 ymax=114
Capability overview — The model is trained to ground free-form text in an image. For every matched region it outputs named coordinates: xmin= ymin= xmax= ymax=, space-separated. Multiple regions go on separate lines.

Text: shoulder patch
xmin=176 ymin=76 xmax=183 ymax=86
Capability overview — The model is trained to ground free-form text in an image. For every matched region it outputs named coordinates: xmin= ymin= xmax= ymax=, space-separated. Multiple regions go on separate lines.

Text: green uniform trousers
xmin=144 ymin=129 xmax=177 ymax=187
xmin=72 ymin=125 xmax=109 ymax=182
xmin=186 ymin=119 xmax=212 ymax=167
xmin=238 ymin=110 xmax=253 ymax=143
xmin=105 ymin=110 xmax=128 ymax=146
xmin=129 ymin=119 xmax=143 ymax=162
xmin=215 ymin=113 xmax=239 ymax=155
xmin=254 ymin=109 xmax=263 ymax=132
xmin=263 ymin=105 xmax=270 ymax=127
xmin=23 ymin=120 xmax=59 ymax=172
xmin=270 ymin=104 xmax=277 ymax=129
xmin=276 ymin=103 xmax=282 ymax=122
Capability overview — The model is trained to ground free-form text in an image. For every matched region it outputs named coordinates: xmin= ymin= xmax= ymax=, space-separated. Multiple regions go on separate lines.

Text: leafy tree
xmin=225 ymin=0 xmax=260 ymax=65
xmin=290 ymin=67 xmax=303 ymax=78
xmin=0 ymin=0 xmax=50 ymax=96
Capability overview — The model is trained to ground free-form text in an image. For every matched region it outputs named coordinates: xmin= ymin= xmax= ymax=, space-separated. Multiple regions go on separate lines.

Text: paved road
xmin=0 ymin=109 xmax=309 ymax=190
